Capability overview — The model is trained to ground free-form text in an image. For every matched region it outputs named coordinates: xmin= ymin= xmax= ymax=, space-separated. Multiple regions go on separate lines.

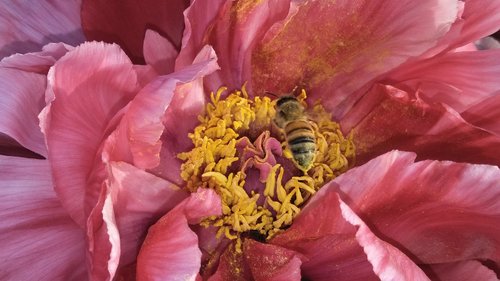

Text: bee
xmin=273 ymin=94 xmax=316 ymax=172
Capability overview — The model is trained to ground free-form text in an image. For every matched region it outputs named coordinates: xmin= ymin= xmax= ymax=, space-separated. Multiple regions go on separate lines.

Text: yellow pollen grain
xmin=179 ymin=86 xmax=354 ymax=252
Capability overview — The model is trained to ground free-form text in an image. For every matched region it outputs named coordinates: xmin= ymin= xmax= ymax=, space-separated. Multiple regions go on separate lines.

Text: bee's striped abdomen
xmin=284 ymin=119 xmax=316 ymax=171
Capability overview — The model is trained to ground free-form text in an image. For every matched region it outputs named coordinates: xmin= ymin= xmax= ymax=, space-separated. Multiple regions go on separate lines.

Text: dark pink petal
xmin=81 ymin=0 xmax=189 ymax=64
xmin=107 ymin=161 xmax=188 ymax=266
xmin=422 ymin=261 xmax=499 ymax=281
xmin=462 ymin=91 xmax=500 ymax=135
xmin=1 ymin=42 xmax=73 ymax=74
xmin=0 ymin=156 xmax=86 ymax=280
xmin=244 ymin=239 xmax=302 ymax=281
xmin=342 ymin=84 xmax=500 ymax=166
xmin=0 ymin=1 xmax=84 ymax=59
xmin=104 ymin=45 xmax=219 ymax=184
xmin=208 ymin=243 xmax=252 ymax=281
xmin=178 ymin=0 xmax=291 ymax=91
xmin=136 ymin=188 xmax=221 ymax=281
xmin=40 ymin=42 xmax=139 ymax=227
xmin=251 ymin=0 xmax=459 ymax=114
xmin=0 ymin=68 xmax=47 ymax=157
xmin=143 ymin=29 xmax=178 ymax=75
xmin=334 ymin=150 xmax=500 ymax=266
xmin=386 ymin=49 xmax=500 ymax=113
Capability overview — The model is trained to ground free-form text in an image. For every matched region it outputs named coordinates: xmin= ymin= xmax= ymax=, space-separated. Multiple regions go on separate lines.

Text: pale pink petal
xmin=40 ymin=42 xmax=139 ymax=227
xmin=342 ymin=84 xmax=500 ymax=166
xmin=86 ymin=184 xmax=121 ymax=281
xmin=104 ymin=45 xmax=219 ymax=184
xmin=136 ymin=188 xmax=221 ymax=281
xmin=453 ymin=42 xmax=477 ymax=52
xmin=386 ymin=49 xmax=500 ymax=113
xmin=0 ymin=68 xmax=47 ymax=156
xmin=0 ymin=156 xmax=86 ymax=280
xmin=82 ymin=0 xmax=188 ymax=64
xmin=423 ymin=260 xmax=499 ymax=281
xmin=107 ymin=161 xmax=188 ymax=266
xmin=250 ymin=0 xmax=459 ymax=115
xmin=334 ymin=150 xmax=500 ymax=266
xmin=143 ymin=29 xmax=178 ymax=75
xmin=462 ymin=91 xmax=500 ymax=135
xmin=0 ymin=1 xmax=84 ymax=59
xmin=1 ymin=42 xmax=73 ymax=74
xmin=244 ymin=239 xmax=302 ymax=281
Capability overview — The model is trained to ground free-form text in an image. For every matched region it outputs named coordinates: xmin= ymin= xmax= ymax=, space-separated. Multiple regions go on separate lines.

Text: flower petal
xmin=422 ymin=260 xmax=499 ymax=281
xmin=103 ymin=45 xmax=219 ymax=184
xmin=0 ymin=156 xmax=86 ymax=280
xmin=107 ymin=161 xmax=188 ymax=266
xmin=177 ymin=0 xmax=291 ymax=91
xmin=251 ymin=0 xmax=459 ymax=114
xmin=343 ymin=84 xmax=500 ymax=166
xmin=0 ymin=67 xmax=47 ymax=157
xmin=386 ymin=49 xmax=500 ymax=113
xmin=81 ymin=0 xmax=188 ymax=64
xmin=40 ymin=42 xmax=139 ymax=227
xmin=462 ymin=91 xmax=500 ymax=135
xmin=334 ymin=150 xmax=500 ymax=266
xmin=136 ymin=188 xmax=221 ymax=281
xmin=143 ymin=29 xmax=178 ymax=74
xmin=0 ymin=1 xmax=84 ymax=59
xmin=244 ymin=239 xmax=302 ymax=281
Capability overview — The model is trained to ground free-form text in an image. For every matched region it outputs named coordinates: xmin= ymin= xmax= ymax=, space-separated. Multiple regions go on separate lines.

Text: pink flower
xmin=1 ymin=1 xmax=500 ymax=281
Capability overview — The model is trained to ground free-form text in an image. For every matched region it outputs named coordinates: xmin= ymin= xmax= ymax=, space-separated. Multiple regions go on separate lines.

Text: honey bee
xmin=274 ymin=94 xmax=316 ymax=172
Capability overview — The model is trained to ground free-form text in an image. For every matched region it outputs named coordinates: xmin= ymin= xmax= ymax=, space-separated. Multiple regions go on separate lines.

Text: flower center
xmin=178 ymin=85 xmax=355 ymax=251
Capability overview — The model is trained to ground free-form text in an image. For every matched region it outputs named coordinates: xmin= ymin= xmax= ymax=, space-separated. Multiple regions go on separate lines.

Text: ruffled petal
xmin=40 ymin=42 xmax=139 ymax=227
xmin=334 ymin=150 xmax=500 ymax=266
xmin=422 ymin=260 xmax=499 ymax=281
xmin=386 ymin=49 xmax=500 ymax=113
xmin=1 ymin=42 xmax=73 ymax=74
xmin=0 ymin=67 xmax=47 ymax=156
xmin=136 ymin=188 xmax=221 ymax=281
xmin=81 ymin=0 xmax=188 ymax=64
xmin=342 ymin=84 xmax=500 ymax=166
xmin=103 ymin=45 xmax=219 ymax=184
xmin=0 ymin=156 xmax=86 ymax=280
xmin=462 ymin=91 xmax=500 ymax=135
xmin=177 ymin=0 xmax=291 ymax=92
xmin=107 ymin=161 xmax=188 ymax=266
xmin=143 ymin=29 xmax=178 ymax=74
xmin=0 ymin=1 xmax=84 ymax=59
xmin=250 ymin=0 xmax=459 ymax=115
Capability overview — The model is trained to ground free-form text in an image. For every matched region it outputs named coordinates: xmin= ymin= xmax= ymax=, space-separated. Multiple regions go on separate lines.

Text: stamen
xmin=179 ymin=86 xmax=354 ymax=252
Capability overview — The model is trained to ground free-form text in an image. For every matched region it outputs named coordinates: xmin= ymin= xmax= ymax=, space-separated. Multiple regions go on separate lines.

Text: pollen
xmin=178 ymin=85 xmax=354 ymax=252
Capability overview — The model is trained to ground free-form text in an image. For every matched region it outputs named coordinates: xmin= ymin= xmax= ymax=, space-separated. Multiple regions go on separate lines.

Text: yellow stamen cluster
xmin=178 ymin=86 xmax=354 ymax=252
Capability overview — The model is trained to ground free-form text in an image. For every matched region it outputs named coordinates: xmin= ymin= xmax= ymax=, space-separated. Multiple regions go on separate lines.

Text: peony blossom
xmin=1 ymin=1 xmax=500 ymax=281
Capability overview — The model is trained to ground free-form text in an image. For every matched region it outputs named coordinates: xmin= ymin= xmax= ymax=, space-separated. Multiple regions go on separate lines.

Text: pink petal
xmin=342 ymin=84 xmax=500 ymax=166
xmin=0 ymin=156 xmax=86 ymax=280
xmin=208 ymin=243 xmax=252 ymax=281
xmin=81 ymin=0 xmax=188 ymax=64
xmin=1 ymin=42 xmax=73 ymax=74
xmin=143 ymin=29 xmax=178 ymax=75
xmin=462 ymin=91 xmax=500 ymax=135
xmin=136 ymin=188 xmax=221 ymax=281
xmin=386 ymin=49 xmax=500 ymax=113
xmin=104 ymin=45 xmax=219 ymax=184
xmin=0 ymin=133 xmax=43 ymax=158
xmin=0 ymin=1 xmax=84 ymax=59
xmin=250 ymin=0 xmax=459 ymax=114
xmin=244 ymin=239 xmax=302 ymax=281
xmin=0 ymin=67 xmax=47 ymax=157
xmin=40 ymin=42 xmax=139 ymax=227
xmin=334 ymin=150 xmax=500 ymax=265
xmin=177 ymin=0 xmax=291 ymax=91
xmin=422 ymin=260 xmax=499 ymax=281
xmin=107 ymin=161 xmax=188 ymax=266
